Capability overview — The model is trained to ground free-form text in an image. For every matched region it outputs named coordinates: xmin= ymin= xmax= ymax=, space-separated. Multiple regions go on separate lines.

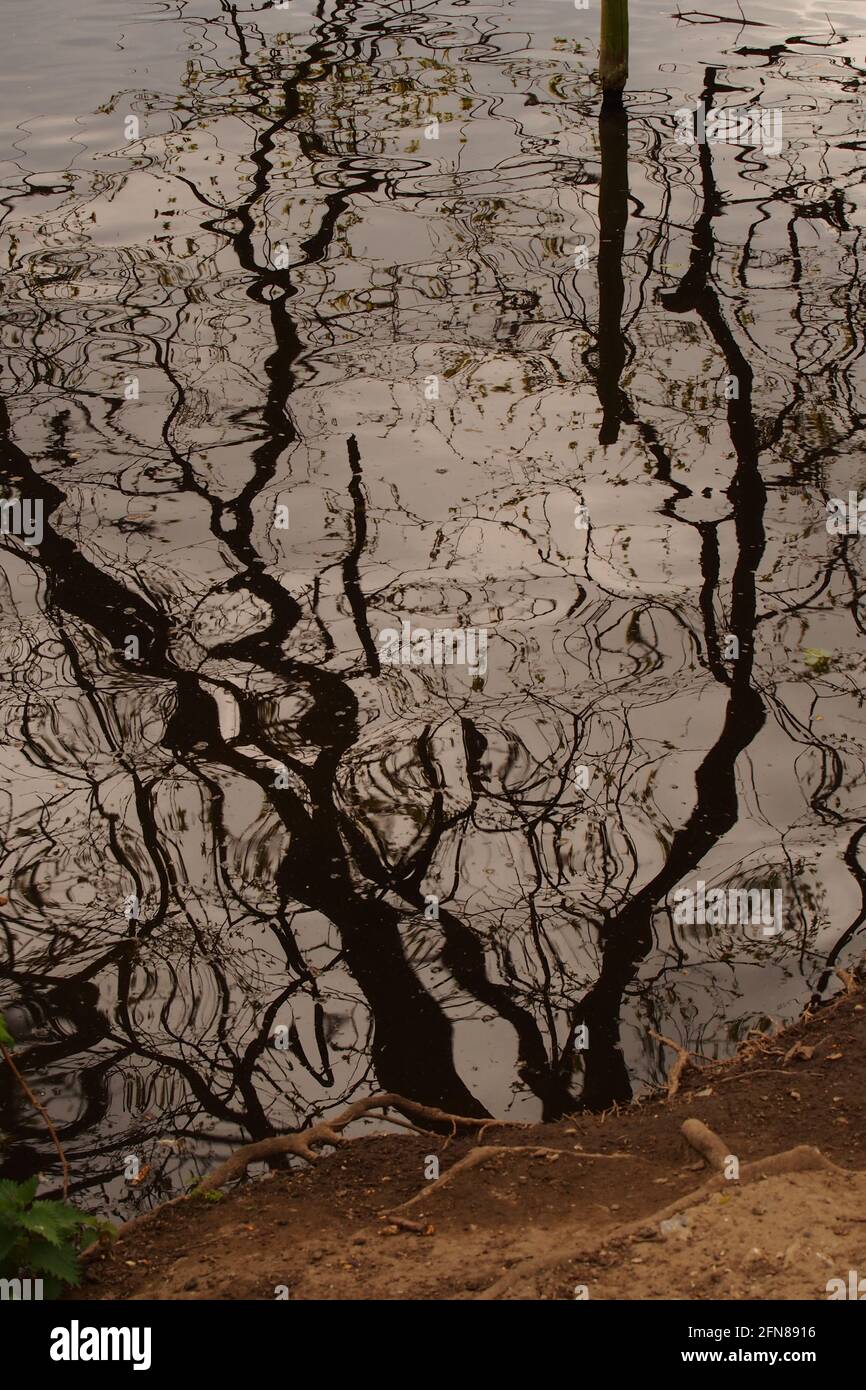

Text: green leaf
xmin=0 ymin=1014 xmax=13 ymax=1047
xmin=0 ymin=1177 xmax=38 ymax=1210
xmin=803 ymin=647 xmax=831 ymax=673
xmin=0 ymin=1226 xmax=23 ymax=1262
xmin=23 ymin=1239 xmax=80 ymax=1286
xmin=192 ymin=1186 xmax=223 ymax=1202
xmin=0 ymin=1176 xmax=108 ymax=1292
xmin=16 ymin=1200 xmax=100 ymax=1245
xmin=28 ymin=1199 xmax=97 ymax=1234
xmin=16 ymin=1209 xmax=66 ymax=1245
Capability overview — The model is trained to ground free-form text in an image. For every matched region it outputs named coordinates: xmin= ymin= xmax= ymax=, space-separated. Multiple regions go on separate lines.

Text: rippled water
xmin=1 ymin=0 xmax=865 ymax=1216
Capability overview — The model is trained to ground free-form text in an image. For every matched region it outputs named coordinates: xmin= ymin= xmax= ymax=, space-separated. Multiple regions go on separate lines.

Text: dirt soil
xmin=76 ymin=983 xmax=866 ymax=1301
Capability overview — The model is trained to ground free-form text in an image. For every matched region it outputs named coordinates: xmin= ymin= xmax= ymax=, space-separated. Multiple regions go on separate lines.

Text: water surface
xmin=1 ymin=0 xmax=865 ymax=1216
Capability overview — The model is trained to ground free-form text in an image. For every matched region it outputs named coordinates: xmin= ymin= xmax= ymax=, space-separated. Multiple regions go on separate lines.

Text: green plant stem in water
xmin=600 ymin=0 xmax=629 ymax=108
xmin=1 ymin=1015 xmax=70 ymax=1198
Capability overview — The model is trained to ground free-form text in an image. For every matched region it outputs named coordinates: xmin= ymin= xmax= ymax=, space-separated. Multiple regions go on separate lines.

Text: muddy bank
xmin=75 ymin=978 xmax=866 ymax=1301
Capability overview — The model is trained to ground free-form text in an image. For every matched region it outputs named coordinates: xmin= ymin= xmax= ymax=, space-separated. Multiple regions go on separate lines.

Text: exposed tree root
xmin=648 ymin=1030 xmax=698 ymax=1098
xmin=712 ymin=1065 xmax=817 ymax=1085
xmin=681 ymin=1117 xmax=731 ymax=1172
xmin=81 ymin=1092 xmax=531 ymax=1256
xmin=84 ymin=1096 xmax=628 ymax=1258
xmin=195 ymin=1092 xmax=530 ymax=1193
xmin=196 ymin=1124 xmax=345 ymax=1190
xmin=473 ymin=1120 xmax=850 ymax=1300
xmin=385 ymin=1216 xmax=429 ymax=1234
xmin=389 ymin=1145 xmax=495 ymax=1211
xmin=388 ymin=1145 xmax=632 ymax=1215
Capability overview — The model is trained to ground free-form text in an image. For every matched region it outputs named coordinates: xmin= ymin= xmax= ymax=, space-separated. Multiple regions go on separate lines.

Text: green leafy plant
xmin=0 ymin=1009 xmax=114 ymax=1296
xmin=0 ymin=1176 xmax=106 ymax=1298
xmin=803 ymin=647 xmax=832 ymax=673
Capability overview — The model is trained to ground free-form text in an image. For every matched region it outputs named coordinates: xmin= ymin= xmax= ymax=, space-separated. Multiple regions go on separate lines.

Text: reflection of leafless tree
xmin=0 ymin=2 xmax=864 ymax=1209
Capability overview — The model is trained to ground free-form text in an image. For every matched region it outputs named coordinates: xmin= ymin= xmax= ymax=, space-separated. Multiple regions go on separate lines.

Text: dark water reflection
xmin=1 ymin=0 xmax=865 ymax=1215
